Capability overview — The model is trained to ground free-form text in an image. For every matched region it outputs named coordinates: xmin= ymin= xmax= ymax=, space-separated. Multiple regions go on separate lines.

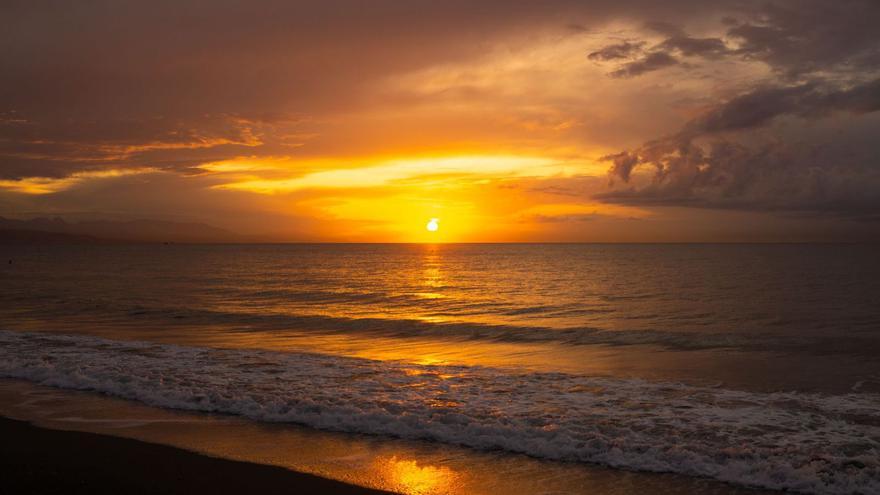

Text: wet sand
xmin=0 ymin=378 xmax=785 ymax=495
xmin=0 ymin=416 xmax=394 ymax=495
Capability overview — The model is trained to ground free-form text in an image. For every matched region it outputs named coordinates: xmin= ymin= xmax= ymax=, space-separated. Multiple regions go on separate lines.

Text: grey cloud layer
xmin=1 ymin=0 xmax=723 ymax=180
xmin=590 ymin=0 xmax=880 ymax=78
xmin=596 ymin=0 xmax=880 ymax=220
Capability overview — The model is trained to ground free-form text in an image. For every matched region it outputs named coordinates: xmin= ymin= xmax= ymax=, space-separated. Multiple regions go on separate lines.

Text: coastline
xmin=0 ymin=416 xmax=395 ymax=495
xmin=0 ymin=377 xmax=787 ymax=495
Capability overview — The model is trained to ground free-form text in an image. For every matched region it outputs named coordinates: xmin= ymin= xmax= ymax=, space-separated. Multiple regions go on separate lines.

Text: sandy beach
xmin=0 ymin=417 xmax=393 ymax=495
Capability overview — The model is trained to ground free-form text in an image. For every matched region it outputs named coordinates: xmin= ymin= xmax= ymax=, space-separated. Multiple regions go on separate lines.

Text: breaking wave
xmin=1 ymin=330 xmax=878 ymax=494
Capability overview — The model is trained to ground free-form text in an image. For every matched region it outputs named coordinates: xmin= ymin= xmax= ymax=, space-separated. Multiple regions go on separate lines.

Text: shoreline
xmin=0 ymin=416 xmax=396 ymax=495
xmin=0 ymin=378 xmax=788 ymax=495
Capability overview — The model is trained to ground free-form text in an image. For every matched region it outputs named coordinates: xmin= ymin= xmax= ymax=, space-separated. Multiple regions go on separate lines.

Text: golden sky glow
xmin=205 ymin=155 xmax=564 ymax=193
xmin=191 ymin=154 xmax=624 ymax=241
xmin=2 ymin=1 xmax=879 ymax=242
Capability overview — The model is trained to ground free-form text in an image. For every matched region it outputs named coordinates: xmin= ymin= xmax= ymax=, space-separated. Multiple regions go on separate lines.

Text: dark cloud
xmin=592 ymin=1 xmax=880 ymax=220
xmin=687 ymin=84 xmax=819 ymax=133
xmin=600 ymin=79 xmax=880 ymax=217
xmin=591 ymin=0 xmax=880 ymax=79
xmin=598 ymin=134 xmax=880 ymax=218
xmin=592 ymin=27 xmax=727 ymax=77
xmin=657 ymin=36 xmax=728 ymax=58
xmin=727 ymin=0 xmax=880 ymax=77
xmin=610 ymin=52 xmax=679 ymax=78
xmin=588 ymin=41 xmax=645 ymax=61
xmin=603 ymin=151 xmax=641 ymax=182
xmin=687 ymin=79 xmax=880 ymax=134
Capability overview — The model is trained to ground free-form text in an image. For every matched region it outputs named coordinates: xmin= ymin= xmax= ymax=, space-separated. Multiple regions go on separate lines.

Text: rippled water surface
xmin=2 ymin=243 xmax=879 ymax=494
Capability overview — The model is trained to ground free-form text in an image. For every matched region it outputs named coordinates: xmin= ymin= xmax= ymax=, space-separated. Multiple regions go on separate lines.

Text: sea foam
xmin=1 ymin=330 xmax=878 ymax=494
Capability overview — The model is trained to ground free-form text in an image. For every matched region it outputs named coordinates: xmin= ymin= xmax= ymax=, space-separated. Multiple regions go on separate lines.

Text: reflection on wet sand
xmin=378 ymin=456 xmax=458 ymax=495
xmin=0 ymin=379 xmax=777 ymax=495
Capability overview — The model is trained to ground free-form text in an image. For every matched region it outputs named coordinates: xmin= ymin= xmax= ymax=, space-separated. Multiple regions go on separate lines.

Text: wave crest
xmin=1 ymin=330 xmax=878 ymax=494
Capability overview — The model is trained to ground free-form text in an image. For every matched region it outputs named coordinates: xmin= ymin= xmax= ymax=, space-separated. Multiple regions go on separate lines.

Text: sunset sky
xmin=2 ymin=0 xmax=879 ymax=242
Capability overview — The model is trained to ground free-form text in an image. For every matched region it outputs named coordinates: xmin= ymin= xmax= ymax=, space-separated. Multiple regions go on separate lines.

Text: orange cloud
xmin=0 ymin=168 xmax=157 ymax=194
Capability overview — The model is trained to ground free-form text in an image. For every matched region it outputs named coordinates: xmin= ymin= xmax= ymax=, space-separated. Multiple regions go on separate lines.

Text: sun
xmin=426 ymin=218 xmax=439 ymax=232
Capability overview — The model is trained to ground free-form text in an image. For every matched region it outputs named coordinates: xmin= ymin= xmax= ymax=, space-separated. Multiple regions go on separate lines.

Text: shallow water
xmin=1 ymin=243 xmax=879 ymax=493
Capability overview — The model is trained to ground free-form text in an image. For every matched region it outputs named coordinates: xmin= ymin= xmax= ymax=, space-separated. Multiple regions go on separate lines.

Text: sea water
xmin=1 ymin=243 xmax=878 ymax=494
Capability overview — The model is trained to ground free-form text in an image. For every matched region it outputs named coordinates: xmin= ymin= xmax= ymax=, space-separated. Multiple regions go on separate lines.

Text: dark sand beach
xmin=0 ymin=417 xmax=393 ymax=495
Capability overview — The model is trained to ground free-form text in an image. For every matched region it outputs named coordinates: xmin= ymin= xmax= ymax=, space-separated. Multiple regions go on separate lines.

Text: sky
xmin=2 ymin=0 xmax=879 ymax=242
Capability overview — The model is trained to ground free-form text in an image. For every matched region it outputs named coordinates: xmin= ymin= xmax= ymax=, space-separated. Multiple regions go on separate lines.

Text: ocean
xmin=1 ymin=243 xmax=879 ymax=494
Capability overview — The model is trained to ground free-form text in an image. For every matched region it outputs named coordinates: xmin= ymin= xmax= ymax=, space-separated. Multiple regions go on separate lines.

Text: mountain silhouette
xmin=0 ymin=217 xmax=243 ymax=243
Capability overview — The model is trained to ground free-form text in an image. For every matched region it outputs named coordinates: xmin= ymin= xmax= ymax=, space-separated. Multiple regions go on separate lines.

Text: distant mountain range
xmin=0 ymin=216 xmax=244 ymax=243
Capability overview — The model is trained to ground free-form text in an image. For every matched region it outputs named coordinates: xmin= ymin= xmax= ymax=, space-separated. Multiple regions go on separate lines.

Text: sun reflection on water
xmin=421 ymin=244 xmax=445 ymax=288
